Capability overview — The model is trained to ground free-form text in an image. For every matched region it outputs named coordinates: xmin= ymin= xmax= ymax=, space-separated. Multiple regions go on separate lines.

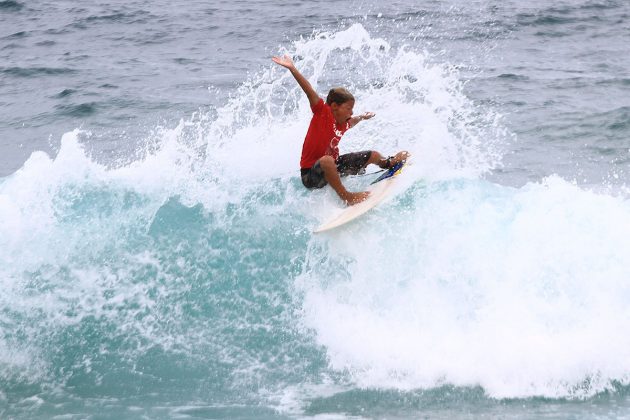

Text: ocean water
xmin=1 ymin=0 xmax=630 ymax=418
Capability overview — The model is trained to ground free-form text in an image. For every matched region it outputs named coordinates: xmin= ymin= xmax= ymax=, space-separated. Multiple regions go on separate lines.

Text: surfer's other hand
xmin=272 ymin=54 xmax=295 ymax=69
xmin=344 ymin=191 xmax=370 ymax=206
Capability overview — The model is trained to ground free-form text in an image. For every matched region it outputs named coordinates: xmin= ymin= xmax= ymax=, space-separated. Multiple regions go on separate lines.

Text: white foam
xmin=299 ymin=176 xmax=630 ymax=398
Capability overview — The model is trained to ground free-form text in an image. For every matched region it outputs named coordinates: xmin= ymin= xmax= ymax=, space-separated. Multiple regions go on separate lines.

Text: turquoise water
xmin=2 ymin=1 xmax=630 ymax=418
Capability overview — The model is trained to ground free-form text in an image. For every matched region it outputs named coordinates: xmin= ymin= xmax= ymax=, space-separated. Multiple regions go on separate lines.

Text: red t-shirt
xmin=300 ymin=98 xmax=350 ymax=169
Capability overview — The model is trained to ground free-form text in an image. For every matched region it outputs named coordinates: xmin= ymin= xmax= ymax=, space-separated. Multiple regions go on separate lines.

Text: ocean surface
xmin=1 ymin=0 xmax=630 ymax=418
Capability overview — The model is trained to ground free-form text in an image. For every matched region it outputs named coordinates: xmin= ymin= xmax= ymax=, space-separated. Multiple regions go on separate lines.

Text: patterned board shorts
xmin=300 ymin=151 xmax=372 ymax=189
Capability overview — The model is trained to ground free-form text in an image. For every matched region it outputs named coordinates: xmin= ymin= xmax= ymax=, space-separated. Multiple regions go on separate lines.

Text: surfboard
xmin=313 ymin=161 xmax=408 ymax=233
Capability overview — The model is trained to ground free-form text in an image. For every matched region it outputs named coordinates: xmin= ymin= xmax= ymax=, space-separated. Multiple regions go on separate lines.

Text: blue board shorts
xmin=300 ymin=151 xmax=372 ymax=189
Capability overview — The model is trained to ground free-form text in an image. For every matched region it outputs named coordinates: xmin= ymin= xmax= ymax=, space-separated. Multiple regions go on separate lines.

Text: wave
xmin=0 ymin=23 xmax=628 ymax=416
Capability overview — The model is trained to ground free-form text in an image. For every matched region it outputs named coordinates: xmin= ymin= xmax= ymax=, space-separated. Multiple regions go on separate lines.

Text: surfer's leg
xmin=366 ymin=151 xmax=387 ymax=168
xmin=336 ymin=151 xmax=372 ymax=176
xmin=301 ymin=163 xmax=328 ymax=189
xmin=319 ymin=155 xmax=369 ymax=205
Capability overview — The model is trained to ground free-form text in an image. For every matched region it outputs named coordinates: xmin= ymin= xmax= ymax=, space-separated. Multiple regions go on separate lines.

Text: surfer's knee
xmin=318 ymin=155 xmax=336 ymax=172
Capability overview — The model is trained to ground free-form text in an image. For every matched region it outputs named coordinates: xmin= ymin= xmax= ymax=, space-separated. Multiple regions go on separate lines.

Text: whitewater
xmin=1 ymin=2 xmax=630 ymax=419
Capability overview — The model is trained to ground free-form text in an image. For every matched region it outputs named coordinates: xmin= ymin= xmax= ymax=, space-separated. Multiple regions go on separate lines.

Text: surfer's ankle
xmin=379 ymin=156 xmax=393 ymax=169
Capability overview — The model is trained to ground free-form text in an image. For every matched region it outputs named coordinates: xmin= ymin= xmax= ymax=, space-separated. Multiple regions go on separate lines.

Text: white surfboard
xmin=313 ymin=162 xmax=407 ymax=233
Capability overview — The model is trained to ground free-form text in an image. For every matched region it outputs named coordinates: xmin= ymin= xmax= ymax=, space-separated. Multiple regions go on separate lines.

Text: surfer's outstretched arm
xmin=348 ymin=112 xmax=376 ymax=128
xmin=272 ymin=55 xmax=320 ymax=108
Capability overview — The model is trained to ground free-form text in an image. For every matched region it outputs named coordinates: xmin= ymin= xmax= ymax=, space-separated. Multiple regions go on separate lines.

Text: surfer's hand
xmin=272 ymin=54 xmax=295 ymax=70
xmin=344 ymin=191 xmax=370 ymax=206
xmin=349 ymin=112 xmax=376 ymax=128
xmin=360 ymin=112 xmax=375 ymax=120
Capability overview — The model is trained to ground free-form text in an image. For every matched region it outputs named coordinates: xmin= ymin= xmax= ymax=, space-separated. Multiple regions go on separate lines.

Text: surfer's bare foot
xmin=378 ymin=150 xmax=410 ymax=169
xmin=342 ymin=191 xmax=370 ymax=205
xmin=392 ymin=151 xmax=410 ymax=166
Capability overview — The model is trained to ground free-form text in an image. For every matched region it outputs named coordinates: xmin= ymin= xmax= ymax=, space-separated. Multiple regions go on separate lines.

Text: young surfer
xmin=272 ymin=54 xmax=408 ymax=205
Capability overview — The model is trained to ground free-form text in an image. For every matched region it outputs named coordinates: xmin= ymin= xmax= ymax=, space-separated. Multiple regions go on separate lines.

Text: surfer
xmin=272 ymin=55 xmax=408 ymax=205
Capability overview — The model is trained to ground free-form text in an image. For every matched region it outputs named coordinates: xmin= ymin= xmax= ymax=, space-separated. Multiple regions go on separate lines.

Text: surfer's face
xmin=332 ymin=100 xmax=354 ymax=124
